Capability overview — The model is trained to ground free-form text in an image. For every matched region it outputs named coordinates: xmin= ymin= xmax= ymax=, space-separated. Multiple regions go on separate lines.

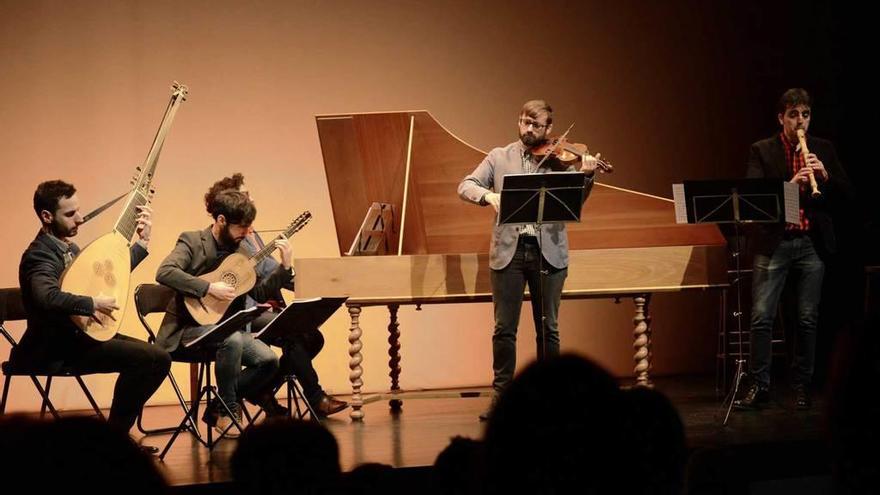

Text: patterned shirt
xmin=517 ymin=149 xmax=539 ymax=237
xmin=780 ymin=132 xmax=810 ymax=232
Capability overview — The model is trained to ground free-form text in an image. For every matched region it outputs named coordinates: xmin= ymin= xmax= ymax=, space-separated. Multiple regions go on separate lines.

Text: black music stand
xmin=673 ymin=178 xmax=797 ymax=425
xmin=182 ymin=305 xmax=270 ymax=348
xmin=254 ymin=297 xmax=348 ymax=420
xmin=160 ymin=304 xmax=271 ymax=458
xmin=498 ymin=171 xmax=588 ymax=360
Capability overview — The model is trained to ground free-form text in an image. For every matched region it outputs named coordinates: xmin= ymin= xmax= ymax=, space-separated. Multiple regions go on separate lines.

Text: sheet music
xmin=672 ymin=184 xmax=687 ymax=224
xmin=783 ymin=182 xmax=800 ymax=224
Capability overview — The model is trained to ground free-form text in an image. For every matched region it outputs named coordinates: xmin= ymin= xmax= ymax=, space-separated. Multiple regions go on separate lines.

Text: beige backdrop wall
xmin=0 ymin=0 xmax=758 ymax=412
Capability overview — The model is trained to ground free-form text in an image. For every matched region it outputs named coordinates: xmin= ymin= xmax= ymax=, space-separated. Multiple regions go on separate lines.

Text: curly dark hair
xmin=209 ymin=190 xmax=256 ymax=225
xmin=205 ymin=173 xmax=245 ymax=214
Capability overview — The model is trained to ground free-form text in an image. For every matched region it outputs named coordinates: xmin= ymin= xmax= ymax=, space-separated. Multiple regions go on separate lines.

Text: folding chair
xmin=0 ymin=287 xmax=104 ymax=419
xmin=132 ymin=283 xmax=196 ymax=436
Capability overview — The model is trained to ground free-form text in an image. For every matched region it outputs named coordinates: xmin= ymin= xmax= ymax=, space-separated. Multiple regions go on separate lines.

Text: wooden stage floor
xmin=129 ymin=374 xmax=828 ymax=491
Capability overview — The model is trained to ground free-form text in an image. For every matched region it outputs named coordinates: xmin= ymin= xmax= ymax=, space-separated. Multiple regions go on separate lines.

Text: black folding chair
xmin=0 ymin=287 xmax=104 ymax=419
xmin=132 ymin=283 xmax=197 ymax=437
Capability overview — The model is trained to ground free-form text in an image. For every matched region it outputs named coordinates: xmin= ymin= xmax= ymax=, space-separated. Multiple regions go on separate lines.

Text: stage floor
xmin=131 ymin=374 xmax=826 ymax=489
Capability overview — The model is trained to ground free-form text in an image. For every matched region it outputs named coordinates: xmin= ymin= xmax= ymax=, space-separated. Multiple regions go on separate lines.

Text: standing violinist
xmin=458 ymin=100 xmax=600 ymax=420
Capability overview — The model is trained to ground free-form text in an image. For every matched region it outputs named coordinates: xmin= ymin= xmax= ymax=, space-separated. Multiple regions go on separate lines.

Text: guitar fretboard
xmin=251 ymin=212 xmax=312 ymax=263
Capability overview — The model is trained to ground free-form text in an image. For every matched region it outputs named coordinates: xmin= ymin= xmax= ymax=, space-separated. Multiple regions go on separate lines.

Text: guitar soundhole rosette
xmin=221 ymin=272 xmax=237 ymax=286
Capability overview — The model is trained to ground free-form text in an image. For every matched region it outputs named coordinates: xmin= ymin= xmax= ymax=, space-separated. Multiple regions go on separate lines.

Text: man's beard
xmin=48 ymin=219 xmax=77 ymax=238
xmin=520 ymin=131 xmax=544 ymax=148
xmin=219 ymin=224 xmax=244 ymax=248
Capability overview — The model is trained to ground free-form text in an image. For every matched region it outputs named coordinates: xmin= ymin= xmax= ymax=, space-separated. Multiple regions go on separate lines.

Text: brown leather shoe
xmin=733 ymin=382 xmax=770 ymax=410
xmin=314 ymin=395 xmax=348 ymax=417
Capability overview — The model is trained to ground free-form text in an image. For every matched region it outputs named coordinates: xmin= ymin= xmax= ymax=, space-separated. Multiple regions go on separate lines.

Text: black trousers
xmin=490 ymin=236 xmax=567 ymax=393
xmin=68 ymin=334 xmax=171 ymax=432
xmin=250 ymin=313 xmax=326 ymax=404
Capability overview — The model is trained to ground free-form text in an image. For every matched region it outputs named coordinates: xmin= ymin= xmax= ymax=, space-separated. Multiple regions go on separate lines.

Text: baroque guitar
xmin=184 ymin=211 xmax=312 ymax=326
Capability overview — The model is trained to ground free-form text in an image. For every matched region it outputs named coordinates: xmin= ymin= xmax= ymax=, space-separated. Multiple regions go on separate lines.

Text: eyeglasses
xmin=518 ymin=118 xmax=549 ymax=131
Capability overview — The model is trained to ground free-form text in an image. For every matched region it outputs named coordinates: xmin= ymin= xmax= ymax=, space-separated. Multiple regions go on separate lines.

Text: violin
xmin=530 ymin=136 xmax=614 ymax=173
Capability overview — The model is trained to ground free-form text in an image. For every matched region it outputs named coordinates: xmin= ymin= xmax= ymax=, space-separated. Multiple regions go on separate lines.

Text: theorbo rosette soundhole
xmin=92 ymin=259 xmax=117 ymax=287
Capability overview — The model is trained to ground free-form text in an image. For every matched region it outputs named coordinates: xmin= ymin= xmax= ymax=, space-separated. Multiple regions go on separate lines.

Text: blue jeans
xmin=180 ymin=326 xmax=279 ymax=409
xmin=490 ymin=236 xmax=567 ymax=392
xmin=748 ymin=235 xmax=825 ymax=387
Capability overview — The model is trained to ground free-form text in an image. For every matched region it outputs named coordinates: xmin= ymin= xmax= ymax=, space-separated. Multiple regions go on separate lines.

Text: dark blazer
xmin=154 ymin=227 xmax=293 ymax=352
xmin=746 ymin=134 xmax=854 ymax=258
xmin=14 ymin=230 xmax=148 ymax=366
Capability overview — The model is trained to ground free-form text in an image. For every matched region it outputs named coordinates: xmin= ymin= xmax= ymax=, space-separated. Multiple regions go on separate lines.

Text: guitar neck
xmin=251 ymin=212 xmax=311 ymax=264
xmin=251 ymin=230 xmax=294 ymax=264
xmin=252 ymin=239 xmax=279 ymax=264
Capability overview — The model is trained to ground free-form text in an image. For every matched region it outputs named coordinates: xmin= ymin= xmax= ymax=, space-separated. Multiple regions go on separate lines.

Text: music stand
xmin=253 ymin=297 xmax=348 ymax=343
xmin=182 ymin=305 xmax=271 ymax=348
xmin=253 ymin=296 xmax=348 ymax=420
xmin=160 ymin=304 xmax=271 ymax=458
xmin=673 ymin=178 xmax=798 ymax=425
xmin=498 ymin=171 xmax=589 ymax=360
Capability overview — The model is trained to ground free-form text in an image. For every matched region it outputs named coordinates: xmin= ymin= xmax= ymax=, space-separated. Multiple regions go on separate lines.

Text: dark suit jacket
xmin=746 ymin=134 xmax=854 ymax=258
xmin=14 ymin=230 xmax=148 ymax=366
xmin=155 ymin=227 xmax=293 ymax=352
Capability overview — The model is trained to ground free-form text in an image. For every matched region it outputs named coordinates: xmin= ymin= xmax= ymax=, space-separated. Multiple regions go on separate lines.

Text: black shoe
xmin=733 ymin=383 xmax=770 ymax=410
xmin=138 ymin=444 xmax=160 ymax=455
xmin=201 ymin=399 xmax=220 ymax=427
xmin=794 ymin=385 xmax=812 ymax=410
xmin=479 ymin=393 xmax=499 ymax=421
xmin=250 ymin=394 xmax=289 ymax=418
xmin=129 ymin=435 xmax=160 ymax=456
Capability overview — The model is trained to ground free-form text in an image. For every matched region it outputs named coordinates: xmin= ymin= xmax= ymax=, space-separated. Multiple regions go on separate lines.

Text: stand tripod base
xmin=285 ymin=375 xmax=321 ymax=421
xmin=159 ymin=378 xmax=244 ymax=460
xmin=721 ymin=359 xmax=747 ymax=426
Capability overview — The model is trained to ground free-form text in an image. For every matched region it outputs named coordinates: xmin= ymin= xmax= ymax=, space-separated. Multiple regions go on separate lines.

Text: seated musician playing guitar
xmin=156 ymin=190 xmax=345 ymax=436
xmin=203 ymin=174 xmax=346 ymax=420
xmin=13 ymin=180 xmax=171 ymax=442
